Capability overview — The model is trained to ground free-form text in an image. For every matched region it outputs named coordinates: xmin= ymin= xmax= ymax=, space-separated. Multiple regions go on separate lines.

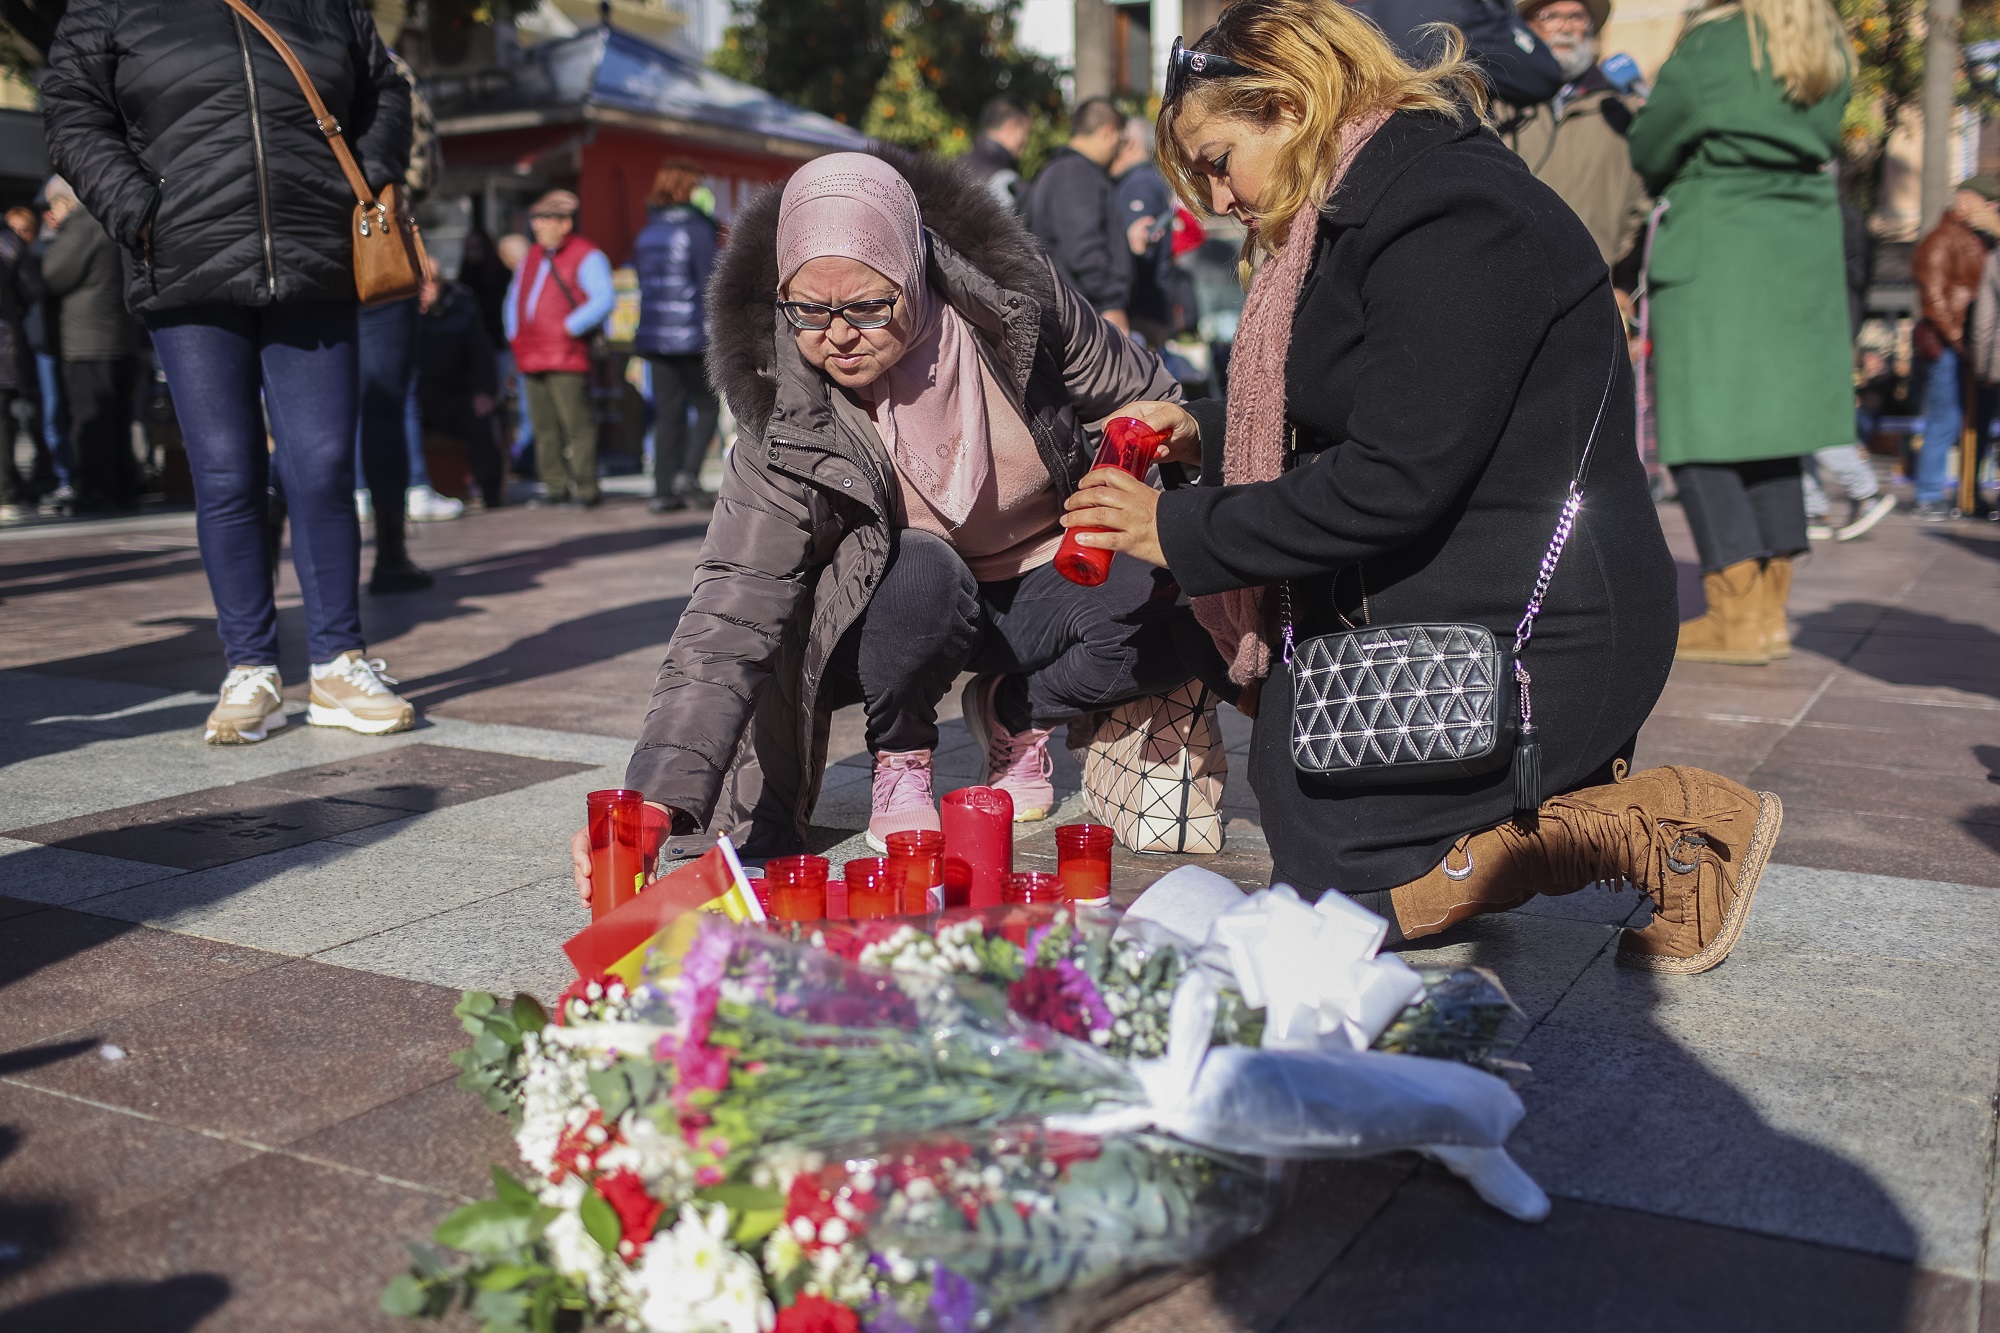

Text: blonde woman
xmin=1630 ymin=0 xmax=1853 ymax=664
xmin=1065 ymin=0 xmax=1784 ymax=973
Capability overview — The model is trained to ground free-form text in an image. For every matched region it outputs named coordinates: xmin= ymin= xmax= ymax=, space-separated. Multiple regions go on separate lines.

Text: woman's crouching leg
xmin=835 ymin=529 xmax=981 ymax=755
xmin=1356 ymin=760 xmax=1782 ymax=976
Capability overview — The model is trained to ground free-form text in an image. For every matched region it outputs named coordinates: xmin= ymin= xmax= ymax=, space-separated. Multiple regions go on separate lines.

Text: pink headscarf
xmin=777 ymin=153 xmax=990 ymax=528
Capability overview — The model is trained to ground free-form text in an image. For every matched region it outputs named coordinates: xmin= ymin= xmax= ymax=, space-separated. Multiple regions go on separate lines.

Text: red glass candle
xmin=1004 ymin=872 xmax=1066 ymax=905
xmin=767 ymin=855 xmax=829 ymax=922
xmin=587 ymin=789 xmax=650 ymax=919
xmin=747 ymin=878 xmax=772 ymax=916
xmin=1054 ymin=416 xmax=1169 ymax=586
xmin=823 ymin=877 xmax=849 ymax=921
xmin=885 ymin=830 xmax=945 ymax=915
xmin=1055 ymin=823 xmax=1115 ymax=905
xmin=941 ymin=786 xmax=1013 ymax=908
xmin=845 ymin=857 xmax=897 ymax=920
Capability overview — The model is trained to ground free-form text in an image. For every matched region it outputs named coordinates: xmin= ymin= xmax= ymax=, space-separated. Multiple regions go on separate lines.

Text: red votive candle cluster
xmin=1054 ymin=416 xmax=1169 ymax=587
xmin=1004 ymin=872 xmax=1066 ymax=905
xmin=942 ymin=786 xmax=1013 ymax=908
xmin=886 ymin=830 xmax=945 ymax=914
xmin=1055 ymin=823 xmax=1115 ymax=905
xmin=845 ymin=856 xmax=898 ymax=919
xmin=767 ymin=855 xmax=829 ymax=922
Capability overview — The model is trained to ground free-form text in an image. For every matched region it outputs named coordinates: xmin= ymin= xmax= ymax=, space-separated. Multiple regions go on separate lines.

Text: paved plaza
xmin=0 ymin=485 xmax=1997 ymax=1330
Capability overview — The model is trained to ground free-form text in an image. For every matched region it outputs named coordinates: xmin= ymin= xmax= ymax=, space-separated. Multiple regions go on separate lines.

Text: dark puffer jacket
xmin=624 ymin=149 xmax=1179 ymax=856
xmin=41 ymin=0 xmax=409 ymax=314
xmin=633 ymin=204 xmax=717 ymax=358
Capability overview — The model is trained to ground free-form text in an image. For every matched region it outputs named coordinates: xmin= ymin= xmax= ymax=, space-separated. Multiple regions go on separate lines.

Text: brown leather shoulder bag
xmin=218 ymin=0 xmax=427 ymax=306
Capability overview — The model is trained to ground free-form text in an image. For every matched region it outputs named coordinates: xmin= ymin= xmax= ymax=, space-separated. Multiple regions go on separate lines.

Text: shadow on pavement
xmin=392 ymin=594 xmax=689 ymax=710
xmin=1250 ymin=919 xmax=1931 ymax=1331
xmin=1795 ymin=603 xmax=2000 ymax=703
xmin=0 ymin=1275 xmax=230 ymax=1332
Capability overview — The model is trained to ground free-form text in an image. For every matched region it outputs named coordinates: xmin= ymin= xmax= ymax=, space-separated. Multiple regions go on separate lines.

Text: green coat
xmin=1629 ymin=12 xmax=1852 ymax=465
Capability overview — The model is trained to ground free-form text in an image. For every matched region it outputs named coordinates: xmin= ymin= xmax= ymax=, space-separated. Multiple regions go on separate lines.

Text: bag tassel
xmin=1512 ymin=663 xmax=1540 ymax=827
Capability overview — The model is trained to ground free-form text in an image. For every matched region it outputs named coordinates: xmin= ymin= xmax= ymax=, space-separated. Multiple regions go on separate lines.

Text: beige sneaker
xmin=306 ymin=651 xmax=415 ymax=735
xmin=205 ymin=665 xmax=287 ymax=745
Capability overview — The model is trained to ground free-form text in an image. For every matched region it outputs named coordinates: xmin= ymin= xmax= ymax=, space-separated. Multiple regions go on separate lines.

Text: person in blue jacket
xmin=1352 ymin=0 xmax=1565 ymax=106
xmin=633 ymin=160 xmax=719 ymax=514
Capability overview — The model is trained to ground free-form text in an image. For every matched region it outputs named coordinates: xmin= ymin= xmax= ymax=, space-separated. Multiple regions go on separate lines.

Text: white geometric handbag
xmin=1072 ymin=681 xmax=1228 ymax=854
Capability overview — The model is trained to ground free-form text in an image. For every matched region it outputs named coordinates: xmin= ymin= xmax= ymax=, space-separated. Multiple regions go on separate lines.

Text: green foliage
xmin=1836 ymin=0 xmax=2000 ymax=215
xmin=384 ymin=1171 xmax=593 ymax=1333
xmin=713 ymin=0 xmax=1065 ymax=155
xmin=450 ymin=991 xmax=547 ymax=1123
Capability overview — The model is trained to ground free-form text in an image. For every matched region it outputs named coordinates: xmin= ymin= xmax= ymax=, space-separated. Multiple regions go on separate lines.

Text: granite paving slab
xmin=1392 ymin=912 xmax=1619 ymax=1024
xmin=1279 ymin=1170 xmax=1972 ymax=1333
xmin=4 ymin=745 xmax=592 ymax=871
xmin=311 ymin=875 xmax=583 ymax=1001
xmin=285 ymin=1075 xmax=524 ymax=1203
xmin=11 ymin=958 xmax=466 ymax=1147
xmin=0 ymin=839 xmax=184 ymax=906
xmin=1509 ymin=1023 xmax=1988 ymax=1273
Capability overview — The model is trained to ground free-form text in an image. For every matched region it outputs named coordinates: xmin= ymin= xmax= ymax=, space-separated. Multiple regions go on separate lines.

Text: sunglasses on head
xmin=1163 ymin=35 xmax=1257 ymax=106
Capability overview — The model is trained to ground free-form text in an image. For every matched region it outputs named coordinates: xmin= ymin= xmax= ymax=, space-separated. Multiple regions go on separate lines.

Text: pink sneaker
xmin=961 ymin=676 xmax=1056 ymax=822
xmin=867 ymin=749 xmax=942 ymax=853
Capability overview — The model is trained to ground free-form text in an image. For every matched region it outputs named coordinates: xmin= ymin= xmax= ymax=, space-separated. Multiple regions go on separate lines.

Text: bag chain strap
xmin=1508 ymin=329 xmax=1622 ymax=731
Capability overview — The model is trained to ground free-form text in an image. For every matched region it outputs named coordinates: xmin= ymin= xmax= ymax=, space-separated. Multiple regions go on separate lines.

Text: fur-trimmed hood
xmin=704 ymin=145 xmax=1057 ymax=441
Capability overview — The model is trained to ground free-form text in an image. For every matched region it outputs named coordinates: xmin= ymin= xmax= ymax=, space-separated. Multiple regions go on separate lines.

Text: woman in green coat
xmin=1629 ymin=0 xmax=1851 ymax=666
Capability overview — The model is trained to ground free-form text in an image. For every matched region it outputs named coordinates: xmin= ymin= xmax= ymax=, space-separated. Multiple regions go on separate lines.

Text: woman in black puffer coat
xmin=42 ymin=0 xmax=420 ymax=746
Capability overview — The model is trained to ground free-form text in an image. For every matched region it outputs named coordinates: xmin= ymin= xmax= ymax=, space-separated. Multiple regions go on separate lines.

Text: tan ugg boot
xmin=1759 ymin=555 xmax=1793 ymax=659
xmin=1675 ymin=559 xmax=1769 ymax=665
xmin=1385 ymin=764 xmax=1782 ymax=975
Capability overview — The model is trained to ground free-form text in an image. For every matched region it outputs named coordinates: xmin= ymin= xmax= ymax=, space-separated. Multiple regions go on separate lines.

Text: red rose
xmin=774 ymin=1294 xmax=860 ymax=1333
xmin=594 ymin=1169 xmax=664 ymax=1248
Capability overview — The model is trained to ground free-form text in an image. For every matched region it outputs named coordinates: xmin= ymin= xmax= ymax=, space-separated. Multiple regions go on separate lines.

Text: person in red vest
xmin=505 ymin=190 xmax=615 ymax=507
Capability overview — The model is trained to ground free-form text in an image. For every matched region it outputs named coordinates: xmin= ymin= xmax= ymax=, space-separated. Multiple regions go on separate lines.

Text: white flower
xmin=629 ymin=1204 xmax=774 ymax=1333
xmin=598 ymin=1115 xmax=697 ymax=1203
xmin=544 ymin=1177 xmax=617 ymax=1304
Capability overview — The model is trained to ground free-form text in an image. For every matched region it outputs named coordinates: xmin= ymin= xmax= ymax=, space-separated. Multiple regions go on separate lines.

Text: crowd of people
xmin=16 ymin=0 xmax=1943 ymax=970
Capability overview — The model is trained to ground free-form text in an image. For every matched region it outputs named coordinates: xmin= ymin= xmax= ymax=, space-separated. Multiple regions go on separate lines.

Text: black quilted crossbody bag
xmin=1284 ymin=341 xmax=1620 ymax=815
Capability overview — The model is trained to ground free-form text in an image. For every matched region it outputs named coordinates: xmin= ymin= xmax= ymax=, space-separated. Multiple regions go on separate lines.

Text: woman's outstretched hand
xmin=1063 ymin=469 xmax=1166 ymax=568
xmin=1111 ymin=400 xmax=1202 ymax=468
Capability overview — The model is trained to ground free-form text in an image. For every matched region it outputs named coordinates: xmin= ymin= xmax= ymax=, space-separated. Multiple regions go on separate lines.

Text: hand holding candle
xmin=1054 ymin=416 xmax=1169 ymax=585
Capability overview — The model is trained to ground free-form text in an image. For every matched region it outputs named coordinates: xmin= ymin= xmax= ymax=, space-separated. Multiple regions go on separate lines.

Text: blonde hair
xmin=1158 ymin=0 xmax=1488 ymax=255
xmin=1686 ymin=0 xmax=1850 ymax=105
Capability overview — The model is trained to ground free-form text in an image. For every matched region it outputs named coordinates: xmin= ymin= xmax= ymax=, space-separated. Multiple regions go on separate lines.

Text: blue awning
xmin=429 ymin=26 xmax=867 ymax=160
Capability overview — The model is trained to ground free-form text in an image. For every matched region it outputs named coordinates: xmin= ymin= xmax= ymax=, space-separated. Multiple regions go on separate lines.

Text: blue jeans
xmin=353 ymin=298 xmax=417 ymax=505
xmin=148 ymin=301 xmax=363 ymax=668
xmin=1916 ymin=347 xmax=1991 ymax=505
xmin=35 ymin=351 xmax=69 ymax=488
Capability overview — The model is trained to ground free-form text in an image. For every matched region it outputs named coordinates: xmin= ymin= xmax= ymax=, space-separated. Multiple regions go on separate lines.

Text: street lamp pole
xmin=1922 ymin=0 xmax=1964 ymax=232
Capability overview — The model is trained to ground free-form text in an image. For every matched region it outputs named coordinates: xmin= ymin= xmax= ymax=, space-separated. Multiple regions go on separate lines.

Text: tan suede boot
xmin=1675 ymin=559 xmax=1769 ymax=665
xmin=1385 ymin=764 xmax=1782 ymax=975
xmin=1759 ymin=555 xmax=1793 ymax=659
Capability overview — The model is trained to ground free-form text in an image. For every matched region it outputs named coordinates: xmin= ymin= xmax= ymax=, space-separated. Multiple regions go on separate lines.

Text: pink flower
xmin=696 ymin=1164 xmax=726 ymax=1187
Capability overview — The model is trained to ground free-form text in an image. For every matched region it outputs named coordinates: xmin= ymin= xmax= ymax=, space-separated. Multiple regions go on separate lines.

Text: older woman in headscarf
xmin=572 ymin=150 xmax=1195 ymax=884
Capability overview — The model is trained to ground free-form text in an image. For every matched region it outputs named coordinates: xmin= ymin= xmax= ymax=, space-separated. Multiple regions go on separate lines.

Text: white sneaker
xmin=355 ymin=488 xmax=373 ymax=523
xmin=1837 ymin=493 xmax=1895 ymax=541
xmin=206 ymin=665 xmax=287 ymax=744
xmin=306 ymin=651 xmax=416 ymax=735
xmin=1806 ymin=521 xmax=1834 ymax=542
xmin=407 ymin=484 xmax=465 ymax=522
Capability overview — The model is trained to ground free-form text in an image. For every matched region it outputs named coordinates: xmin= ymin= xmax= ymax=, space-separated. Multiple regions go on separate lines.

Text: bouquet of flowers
xmin=388 ymin=870 xmax=1541 ymax=1333
xmin=389 ymin=920 xmax=1274 ymax=1333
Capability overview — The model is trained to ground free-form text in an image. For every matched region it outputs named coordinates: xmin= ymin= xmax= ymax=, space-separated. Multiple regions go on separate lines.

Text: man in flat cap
xmin=505 ymin=189 xmax=614 ymax=507
xmin=1502 ymin=0 xmax=1650 ymax=286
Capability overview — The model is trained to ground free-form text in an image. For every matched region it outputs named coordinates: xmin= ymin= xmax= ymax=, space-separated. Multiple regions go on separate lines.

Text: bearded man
xmin=1502 ymin=0 xmax=1651 ymax=285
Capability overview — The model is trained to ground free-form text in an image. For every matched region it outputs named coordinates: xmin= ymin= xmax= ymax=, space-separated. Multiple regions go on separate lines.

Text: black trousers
xmin=822 ymin=529 xmax=1198 ymax=754
xmin=64 ymin=357 xmax=138 ymax=507
xmin=0 ymin=388 xmax=20 ymax=505
xmin=647 ymin=354 xmax=719 ymax=499
xmin=1672 ymin=459 xmax=1809 ymax=573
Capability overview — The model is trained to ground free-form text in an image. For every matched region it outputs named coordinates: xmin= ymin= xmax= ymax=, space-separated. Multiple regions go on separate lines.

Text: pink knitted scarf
xmin=1192 ymin=107 xmax=1393 ymax=685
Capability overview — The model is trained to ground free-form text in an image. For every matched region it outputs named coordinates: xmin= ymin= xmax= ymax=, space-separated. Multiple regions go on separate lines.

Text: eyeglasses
xmin=778 ymin=295 xmax=900 ymax=331
xmin=1163 ymin=35 xmax=1257 ymax=107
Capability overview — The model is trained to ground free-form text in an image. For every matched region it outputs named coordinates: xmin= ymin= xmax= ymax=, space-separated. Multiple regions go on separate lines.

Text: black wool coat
xmin=41 ymin=0 xmax=409 ymax=315
xmin=1157 ymin=109 xmax=1677 ymax=896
